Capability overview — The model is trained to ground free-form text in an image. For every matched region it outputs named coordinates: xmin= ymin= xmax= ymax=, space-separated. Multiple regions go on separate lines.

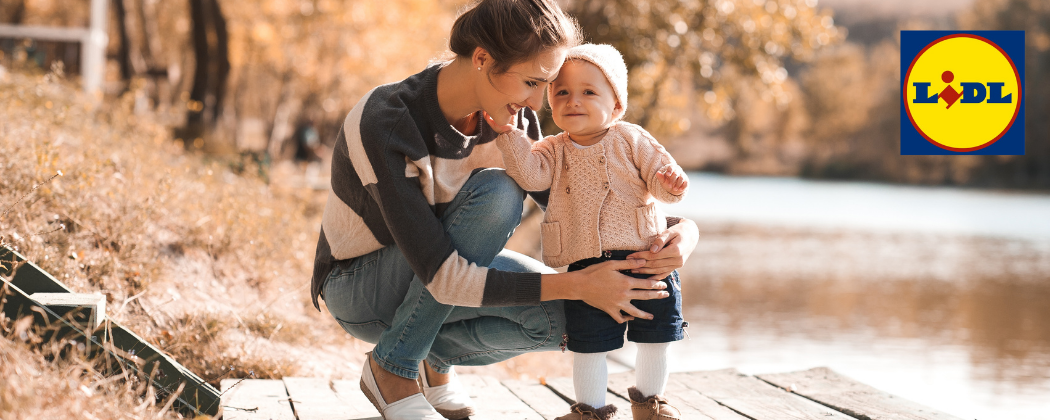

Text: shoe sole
xmin=435 ymin=406 xmax=475 ymax=420
xmin=360 ymin=378 xmax=385 ymax=415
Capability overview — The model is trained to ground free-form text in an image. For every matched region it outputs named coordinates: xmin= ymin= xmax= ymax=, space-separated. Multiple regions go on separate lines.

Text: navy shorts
xmin=564 ymin=250 xmax=685 ymax=353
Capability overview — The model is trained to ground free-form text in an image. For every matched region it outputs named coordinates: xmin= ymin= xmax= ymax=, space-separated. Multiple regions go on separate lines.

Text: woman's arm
xmin=625 ymin=217 xmax=699 ymax=279
xmin=540 ymin=258 xmax=670 ymax=323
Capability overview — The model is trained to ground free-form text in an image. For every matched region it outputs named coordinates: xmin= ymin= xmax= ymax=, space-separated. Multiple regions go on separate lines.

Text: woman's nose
xmin=525 ymin=89 xmax=544 ymax=111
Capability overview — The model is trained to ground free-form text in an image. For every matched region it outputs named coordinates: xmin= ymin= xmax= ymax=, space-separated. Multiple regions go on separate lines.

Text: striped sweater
xmin=311 ymin=64 xmax=545 ymax=310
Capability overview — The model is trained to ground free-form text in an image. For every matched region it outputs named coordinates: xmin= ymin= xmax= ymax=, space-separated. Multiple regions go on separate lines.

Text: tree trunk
xmin=3 ymin=0 xmax=26 ymax=24
xmin=113 ymin=0 xmax=133 ymax=84
xmin=182 ymin=0 xmax=229 ymax=147
xmin=208 ymin=0 xmax=229 ymax=124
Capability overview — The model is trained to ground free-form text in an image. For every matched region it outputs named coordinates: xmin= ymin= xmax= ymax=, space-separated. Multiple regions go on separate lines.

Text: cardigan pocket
xmin=541 ymin=221 xmax=562 ymax=258
xmin=635 ymin=202 xmax=659 ymax=241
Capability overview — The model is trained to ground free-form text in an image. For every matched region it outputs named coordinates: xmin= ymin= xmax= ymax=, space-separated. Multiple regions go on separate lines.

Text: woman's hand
xmin=573 ymin=259 xmax=670 ymax=323
xmin=626 ymin=218 xmax=699 ymax=280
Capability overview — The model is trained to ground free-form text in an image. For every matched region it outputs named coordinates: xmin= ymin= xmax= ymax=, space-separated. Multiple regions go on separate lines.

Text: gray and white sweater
xmin=311 ymin=64 xmax=545 ymax=310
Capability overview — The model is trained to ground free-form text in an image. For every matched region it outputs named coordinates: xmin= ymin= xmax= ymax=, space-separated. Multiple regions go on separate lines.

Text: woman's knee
xmin=461 ymin=168 xmax=526 ymax=229
xmin=519 ymin=300 xmax=566 ymax=350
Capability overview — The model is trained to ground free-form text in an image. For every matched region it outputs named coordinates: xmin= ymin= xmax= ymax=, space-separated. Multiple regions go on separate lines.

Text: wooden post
xmin=0 ymin=0 xmax=107 ymax=94
xmin=83 ymin=0 xmax=108 ymax=95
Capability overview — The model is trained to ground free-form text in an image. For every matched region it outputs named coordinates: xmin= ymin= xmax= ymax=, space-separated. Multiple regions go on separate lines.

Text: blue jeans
xmin=322 ymin=169 xmax=563 ymax=379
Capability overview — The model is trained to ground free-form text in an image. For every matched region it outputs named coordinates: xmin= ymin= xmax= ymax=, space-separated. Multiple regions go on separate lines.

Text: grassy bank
xmin=0 ymin=68 xmax=341 ymax=418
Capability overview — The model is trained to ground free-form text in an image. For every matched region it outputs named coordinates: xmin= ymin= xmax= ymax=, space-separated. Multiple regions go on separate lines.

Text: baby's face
xmin=548 ymin=60 xmax=620 ymax=138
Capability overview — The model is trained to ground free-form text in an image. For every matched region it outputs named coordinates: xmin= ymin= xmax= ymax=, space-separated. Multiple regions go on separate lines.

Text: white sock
xmin=635 ymin=342 xmax=670 ymax=397
xmin=572 ymin=351 xmax=608 ymax=407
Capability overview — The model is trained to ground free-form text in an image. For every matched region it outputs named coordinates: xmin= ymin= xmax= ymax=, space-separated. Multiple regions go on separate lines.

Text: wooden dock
xmin=220 ymin=367 xmax=963 ymax=420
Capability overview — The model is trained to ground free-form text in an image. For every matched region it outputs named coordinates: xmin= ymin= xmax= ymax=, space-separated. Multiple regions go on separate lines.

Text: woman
xmin=310 ymin=1 xmax=700 ymax=419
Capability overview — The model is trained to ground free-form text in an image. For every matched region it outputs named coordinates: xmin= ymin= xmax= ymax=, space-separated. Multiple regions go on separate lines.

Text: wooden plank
xmin=2 ymin=247 xmax=221 ymax=415
xmin=502 ymin=379 xmax=573 ymax=420
xmin=758 ymin=368 xmax=964 ymax=420
xmin=458 ymin=374 xmax=544 ymax=420
xmin=1 ymin=246 xmax=75 ymax=294
xmin=30 ymin=292 xmax=106 ymax=329
xmin=545 ymin=376 xmax=633 ymax=420
xmin=105 ymin=320 xmax=222 ymax=415
xmin=678 ymin=369 xmax=859 ymax=420
xmin=220 ymin=379 xmax=295 ymax=420
xmin=283 ymin=377 xmax=358 ymax=420
xmin=0 ymin=24 xmax=89 ymax=42
xmin=331 ymin=378 xmax=383 ymax=420
xmin=606 ymin=372 xmax=749 ymax=420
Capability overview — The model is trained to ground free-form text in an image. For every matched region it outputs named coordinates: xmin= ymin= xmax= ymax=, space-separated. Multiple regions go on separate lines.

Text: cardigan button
xmin=603 ymin=182 xmax=609 ymax=189
xmin=598 ymin=157 xmax=605 ymax=164
xmin=566 ymin=187 xmax=571 ymax=194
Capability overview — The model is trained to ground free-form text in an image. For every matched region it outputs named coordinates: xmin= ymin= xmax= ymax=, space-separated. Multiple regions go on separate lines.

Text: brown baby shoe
xmin=627 ymin=387 xmax=681 ymax=420
xmin=554 ymin=402 xmax=618 ymax=420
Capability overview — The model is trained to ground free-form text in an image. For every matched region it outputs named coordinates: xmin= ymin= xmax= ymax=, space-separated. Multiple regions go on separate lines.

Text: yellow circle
xmin=904 ymin=36 xmax=1020 ymax=150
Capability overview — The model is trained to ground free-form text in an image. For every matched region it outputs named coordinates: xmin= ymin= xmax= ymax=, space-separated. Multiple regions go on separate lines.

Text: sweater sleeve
xmin=357 ymin=110 xmax=541 ymax=307
xmin=495 ymin=128 xmax=559 ymax=192
xmin=627 ymin=125 xmax=688 ymax=204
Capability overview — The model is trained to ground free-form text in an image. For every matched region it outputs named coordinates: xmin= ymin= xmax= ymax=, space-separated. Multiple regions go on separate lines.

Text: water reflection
xmin=668 ymin=223 xmax=1050 ymax=419
xmin=504 ymin=175 xmax=1050 ymax=418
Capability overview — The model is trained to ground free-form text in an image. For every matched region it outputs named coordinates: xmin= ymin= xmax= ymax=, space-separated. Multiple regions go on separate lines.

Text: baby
xmin=495 ymin=44 xmax=688 ymax=420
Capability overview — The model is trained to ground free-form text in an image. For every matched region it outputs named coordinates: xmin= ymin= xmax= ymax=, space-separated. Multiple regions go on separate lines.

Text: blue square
xmin=900 ymin=31 xmax=1025 ymax=155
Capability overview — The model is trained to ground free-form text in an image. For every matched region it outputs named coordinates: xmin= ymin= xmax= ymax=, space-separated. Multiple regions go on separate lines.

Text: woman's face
xmin=548 ymin=60 xmax=620 ymax=138
xmin=478 ymin=47 xmax=567 ymax=127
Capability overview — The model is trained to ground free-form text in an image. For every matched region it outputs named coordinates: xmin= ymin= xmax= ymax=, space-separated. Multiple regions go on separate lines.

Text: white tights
xmin=572 ymin=342 xmax=671 ymax=407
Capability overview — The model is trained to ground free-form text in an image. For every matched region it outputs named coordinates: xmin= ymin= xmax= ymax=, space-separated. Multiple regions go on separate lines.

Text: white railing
xmin=0 ymin=0 xmax=108 ymax=94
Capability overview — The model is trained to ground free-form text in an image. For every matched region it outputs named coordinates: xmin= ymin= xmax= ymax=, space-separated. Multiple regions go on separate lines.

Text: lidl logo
xmin=901 ymin=31 xmax=1025 ymax=155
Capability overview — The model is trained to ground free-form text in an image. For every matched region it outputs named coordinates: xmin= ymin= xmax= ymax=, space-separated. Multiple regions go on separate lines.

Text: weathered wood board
xmin=607 ymin=372 xmax=750 ymax=420
xmin=678 ymin=369 xmax=859 ymax=420
xmin=459 ymin=374 xmax=545 ymax=420
xmin=758 ymin=367 xmax=964 ymax=420
xmin=220 ymin=379 xmax=295 ymax=420
xmin=331 ymin=378 xmax=383 ymax=420
xmin=545 ymin=376 xmax=633 ymax=420
xmin=502 ymin=379 xmax=574 ymax=420
xmin=284 ymin=377 xmax=359 ymax=420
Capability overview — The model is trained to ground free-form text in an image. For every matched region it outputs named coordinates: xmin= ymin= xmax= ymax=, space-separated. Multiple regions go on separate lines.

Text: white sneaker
xmin=419 ymin=361 xmax=476 ymax=420
xmin=359 ymin=353 xmax=444 ymax=420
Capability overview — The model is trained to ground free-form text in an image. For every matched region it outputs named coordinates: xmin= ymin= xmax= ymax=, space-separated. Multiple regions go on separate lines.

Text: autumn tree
xmin=960 ymin=0 xmax=1050 ymax=188
xmin=562 ymin=0 xmax=841 ymax=158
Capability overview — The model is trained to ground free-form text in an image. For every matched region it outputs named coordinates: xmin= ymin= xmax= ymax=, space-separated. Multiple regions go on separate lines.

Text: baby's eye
xmin=554 ymin=89 xmax=568 ymax=96
xmin=584 ymin=89 xmax=596 ymax=95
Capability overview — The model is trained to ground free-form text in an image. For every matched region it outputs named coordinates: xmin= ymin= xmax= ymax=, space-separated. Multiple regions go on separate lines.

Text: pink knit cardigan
xmin=496 ymin=122 xmax=687 ymax=267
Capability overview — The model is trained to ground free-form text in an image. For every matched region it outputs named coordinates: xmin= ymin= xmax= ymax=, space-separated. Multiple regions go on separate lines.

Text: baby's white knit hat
xmin=563 ymin=43 xmax=629 ymax=118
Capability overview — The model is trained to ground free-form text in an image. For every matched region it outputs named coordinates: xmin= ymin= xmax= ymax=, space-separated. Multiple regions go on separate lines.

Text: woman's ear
xmin=472 ymin=47 xmax=491 ymax=72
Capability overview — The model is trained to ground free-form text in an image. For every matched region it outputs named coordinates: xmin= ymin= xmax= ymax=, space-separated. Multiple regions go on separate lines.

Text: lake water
xmin=621 ymin=174 xmax=1050 ymax=420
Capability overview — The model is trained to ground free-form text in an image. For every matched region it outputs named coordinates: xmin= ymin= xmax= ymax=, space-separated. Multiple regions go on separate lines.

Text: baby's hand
xmin=657 ymin=166 xmax=688 ymax=195
xmin=482 ymin=110 xmax=516 ymax=134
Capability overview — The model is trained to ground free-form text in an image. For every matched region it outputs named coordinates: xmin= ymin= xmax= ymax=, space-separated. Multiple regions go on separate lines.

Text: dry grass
xmin=0 ymin=309 xmax=184 ymax=420
xmin=0 ymin=66 xmax=347 ymax=416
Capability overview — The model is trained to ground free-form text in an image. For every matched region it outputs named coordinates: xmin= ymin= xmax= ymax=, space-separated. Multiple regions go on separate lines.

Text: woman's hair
xmin=449 ymin=0 xmax=581 ymax=74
